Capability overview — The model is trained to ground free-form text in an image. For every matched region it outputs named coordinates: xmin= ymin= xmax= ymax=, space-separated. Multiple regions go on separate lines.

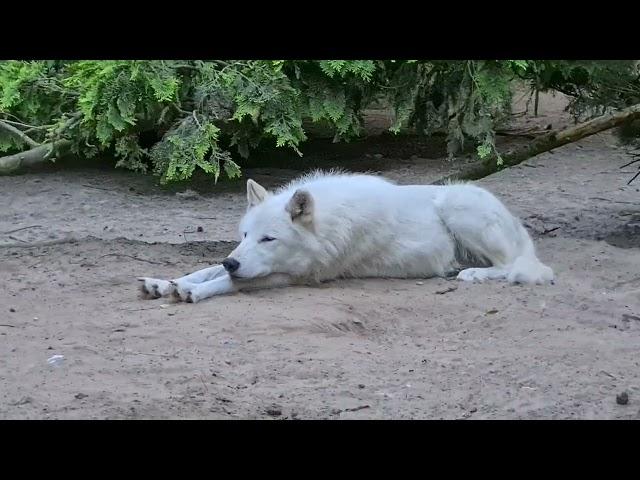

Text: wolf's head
xmin=222 ymin=179 xmax=318 ymax=280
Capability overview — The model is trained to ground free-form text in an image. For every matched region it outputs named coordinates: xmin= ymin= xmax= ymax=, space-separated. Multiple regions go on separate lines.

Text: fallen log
xmin=433 ymin=103 xmax=640 ymax=185
xmin=0 ymin=113 xmax=81 ymax=174
xmin=0 ymin=139 xmax=72 ymax=174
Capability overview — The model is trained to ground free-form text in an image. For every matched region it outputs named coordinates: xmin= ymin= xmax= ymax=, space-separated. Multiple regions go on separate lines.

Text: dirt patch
xmin=1 ymin=92 xmax=640 ymax=419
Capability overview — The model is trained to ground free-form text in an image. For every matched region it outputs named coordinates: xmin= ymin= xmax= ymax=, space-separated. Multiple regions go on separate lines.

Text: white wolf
xmin=138 ymin=171 xmax=554 ymax=303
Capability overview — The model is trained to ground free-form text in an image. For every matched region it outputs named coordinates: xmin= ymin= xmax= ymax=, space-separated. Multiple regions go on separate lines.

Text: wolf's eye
xmin=260 ymin=236 xmax=276 ymax=243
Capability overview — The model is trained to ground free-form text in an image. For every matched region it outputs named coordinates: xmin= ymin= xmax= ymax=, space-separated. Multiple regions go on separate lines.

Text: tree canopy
xmin=1 ymin=60 xmax=638 ymax=182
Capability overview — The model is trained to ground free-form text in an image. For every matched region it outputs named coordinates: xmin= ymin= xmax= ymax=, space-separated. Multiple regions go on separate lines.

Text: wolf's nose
xmin=222 ymin=258 xmax=240 ymax=273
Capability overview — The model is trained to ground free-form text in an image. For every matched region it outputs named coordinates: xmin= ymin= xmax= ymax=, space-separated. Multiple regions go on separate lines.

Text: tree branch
xmin=0 ymin=118 xmax=50 ymax=130
xmin=0 ymin=120 xmax=40 ymax=148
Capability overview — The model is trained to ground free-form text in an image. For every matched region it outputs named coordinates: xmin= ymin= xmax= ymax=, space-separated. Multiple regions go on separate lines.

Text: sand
xmin=1 ymin=91 xmax=639 ymax=419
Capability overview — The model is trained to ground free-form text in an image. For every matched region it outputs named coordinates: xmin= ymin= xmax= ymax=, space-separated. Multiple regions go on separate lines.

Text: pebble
xmin=616 ymin=391 xmax=629 ymax=405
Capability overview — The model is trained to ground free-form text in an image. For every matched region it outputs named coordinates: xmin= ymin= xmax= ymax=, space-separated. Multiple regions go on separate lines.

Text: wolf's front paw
xmin=137 ymin=278 xmax=176 ymax=299
xmin=170 ymin=280 xmax=200 ymax=303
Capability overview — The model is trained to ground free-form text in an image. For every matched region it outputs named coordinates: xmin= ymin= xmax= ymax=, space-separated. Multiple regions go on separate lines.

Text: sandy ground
xmin=1 ymin=92 xmax=640 ymax=419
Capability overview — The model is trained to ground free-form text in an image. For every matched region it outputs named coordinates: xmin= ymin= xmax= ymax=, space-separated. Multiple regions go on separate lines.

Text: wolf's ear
xmin=286 ymin=189 xmax=314 ymax=228
xmin=247 ymin=179 xmax=269 ymax=209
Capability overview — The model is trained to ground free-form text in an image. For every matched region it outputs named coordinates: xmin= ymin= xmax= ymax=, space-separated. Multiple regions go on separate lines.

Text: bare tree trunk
xmin=434 ymin=103 xmax=640 ymax=185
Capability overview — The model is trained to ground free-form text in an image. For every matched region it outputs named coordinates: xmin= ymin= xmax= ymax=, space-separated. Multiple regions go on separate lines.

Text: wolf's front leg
xmin=171 ymin=274 xmax=236 ymax=303
xmin=172 ymin=273 xmax=293 ymax=303
xmin=138 ymin=265 xmax=226 ymax=299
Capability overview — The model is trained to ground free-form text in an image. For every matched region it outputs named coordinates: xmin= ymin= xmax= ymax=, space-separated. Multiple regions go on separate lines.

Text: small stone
xmin=373 ymin=153 xmax=383 ymax=159
xmin=616 ymin=392 xmax=629 ymax=405
xmin=358 ymin=384 xmax=366 ymax=389
xmin=416 ymin=281 xmax=424 ymax=285
xmin=75 ymin=393 xmax=89 ymax=400
xmin=265 ymin=407 xmax=282 ymax=417
xmin=9 ymin=308 xmax=15 ymax=313
xmin=435 ymin=285 xmax=457 ymax=295
xmin=469 ymin=407 xmax=478 ymax=413
xmin=197 ymin=226 xmax=204 ymax=233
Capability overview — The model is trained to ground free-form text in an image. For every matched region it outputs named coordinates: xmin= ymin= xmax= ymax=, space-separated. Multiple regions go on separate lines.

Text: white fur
xmin=138 ymin=171 xmax=554 ymax=303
